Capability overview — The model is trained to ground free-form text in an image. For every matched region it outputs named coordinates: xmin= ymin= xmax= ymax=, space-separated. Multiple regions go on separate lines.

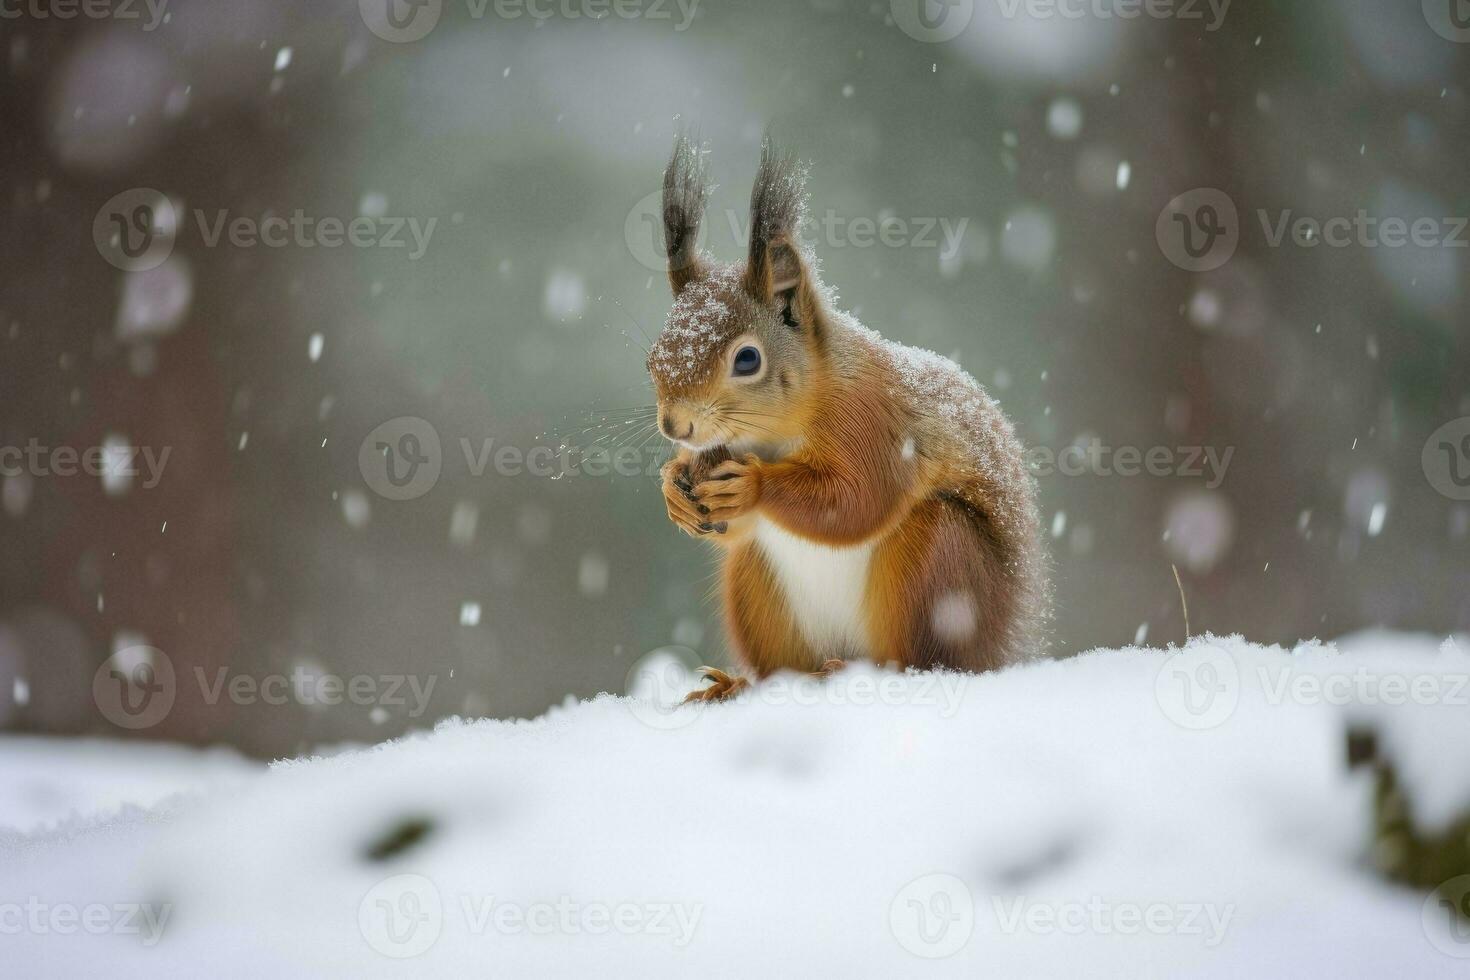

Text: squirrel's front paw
xmin=693 ymin=453 xmax=763 ymax=524
xmin=661 ymin=460 xmax=724 ymax=538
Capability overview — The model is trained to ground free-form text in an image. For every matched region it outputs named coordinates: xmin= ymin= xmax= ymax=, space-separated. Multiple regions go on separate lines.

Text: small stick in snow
xmin=1172 ymin=564 xmax=1191 ymax=641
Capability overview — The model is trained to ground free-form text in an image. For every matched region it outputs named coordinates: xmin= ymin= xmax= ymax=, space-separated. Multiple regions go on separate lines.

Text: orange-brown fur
xmin=722 ymin=540 xmax=821 ymax=677
xmin=649 ymin=138 xmax=1047 ymax=684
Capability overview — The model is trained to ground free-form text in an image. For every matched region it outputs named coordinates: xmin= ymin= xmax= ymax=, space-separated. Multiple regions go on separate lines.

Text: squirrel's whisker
xmin=608 ymin=296 xmax=657 ymax=350
xmin=584 ymin=405 xmax=659 ymax=419
xmin=606 ymin=420 xmax=662 ymax=455
xmin=715 ymin=414 xmax=782 ymax=440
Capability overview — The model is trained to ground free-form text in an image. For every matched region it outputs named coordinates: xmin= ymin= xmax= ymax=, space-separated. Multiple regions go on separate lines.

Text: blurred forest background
xmin=1 ymin=0 xmax=1467 ymax=756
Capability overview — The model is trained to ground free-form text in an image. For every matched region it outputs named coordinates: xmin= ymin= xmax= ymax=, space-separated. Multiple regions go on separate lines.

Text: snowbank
xmin=3 ymin=634 xmax=1469 ymax=978
xmin=0 ymin=737 xmax=257 ymax=835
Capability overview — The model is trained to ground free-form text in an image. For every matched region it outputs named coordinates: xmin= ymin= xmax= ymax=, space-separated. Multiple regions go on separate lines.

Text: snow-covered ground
xmin=0 ymin=737 xmax=259 ymax=835
xmin=3 ymin=634 xmax=1469 ymax=977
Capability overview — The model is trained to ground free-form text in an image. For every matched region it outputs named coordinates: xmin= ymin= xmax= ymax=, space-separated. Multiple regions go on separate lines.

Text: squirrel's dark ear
xmin=663 ymin=136 xmax=711 ymax=297
xmin=744 ymin=138 xmax=815 ymax=328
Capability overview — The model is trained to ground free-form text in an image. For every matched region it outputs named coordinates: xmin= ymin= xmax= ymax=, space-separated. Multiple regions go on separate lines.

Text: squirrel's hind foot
xmin=683 ymin=667 xmax=750 ymax=703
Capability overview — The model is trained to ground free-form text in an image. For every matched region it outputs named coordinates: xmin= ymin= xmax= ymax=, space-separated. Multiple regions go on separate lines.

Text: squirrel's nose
xmin=660 ymin=412 xmax=694 ymax=441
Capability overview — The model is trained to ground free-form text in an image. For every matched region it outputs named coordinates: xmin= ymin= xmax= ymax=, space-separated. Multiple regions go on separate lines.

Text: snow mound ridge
xmin=3 ymin=634 xmax=1468 ymax=978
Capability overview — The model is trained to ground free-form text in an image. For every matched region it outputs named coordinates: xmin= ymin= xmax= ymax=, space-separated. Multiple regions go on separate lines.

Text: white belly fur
xmin=754 ymin=518 xmax=875 ymax=659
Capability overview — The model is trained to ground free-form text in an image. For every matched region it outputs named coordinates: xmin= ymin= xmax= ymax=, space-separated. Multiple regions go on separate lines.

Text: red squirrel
xmin=647 ymin=137 xmax=1049 ymax=700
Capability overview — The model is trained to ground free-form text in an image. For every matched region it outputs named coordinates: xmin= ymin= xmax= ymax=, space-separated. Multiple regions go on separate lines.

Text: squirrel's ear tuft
xmin=663 ymin=135 xmax=712 ymax=297
xmin=744 ymin=137 xmax=815 ymax=328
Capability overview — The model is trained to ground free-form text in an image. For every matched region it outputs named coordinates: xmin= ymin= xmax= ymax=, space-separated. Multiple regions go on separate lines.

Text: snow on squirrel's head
xmin=647 ymin=136 xmax=827 ymax=454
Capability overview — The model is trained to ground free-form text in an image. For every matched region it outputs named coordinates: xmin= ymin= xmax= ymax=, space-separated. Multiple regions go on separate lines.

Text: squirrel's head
xmin=647 ymin=137 xmax=826 ymax=453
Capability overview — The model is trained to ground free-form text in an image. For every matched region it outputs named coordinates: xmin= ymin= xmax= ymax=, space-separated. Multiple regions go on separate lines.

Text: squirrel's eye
xmin=732 ymin=345 xmax=762 ymax=377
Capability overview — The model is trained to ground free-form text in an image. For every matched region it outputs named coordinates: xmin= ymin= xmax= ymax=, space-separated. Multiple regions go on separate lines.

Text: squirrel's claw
xmin=663 ymin=457 xmax=734 ymax=537
xmin=683 ymin=666 xmax=749 ymax=703
xmin=663 ymin=460 xmax=717 ymax=536
xmin=706 ymin=453 xmax=763 ymax=480
xmin=692 ymin=454 xmax=762 ymax=524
